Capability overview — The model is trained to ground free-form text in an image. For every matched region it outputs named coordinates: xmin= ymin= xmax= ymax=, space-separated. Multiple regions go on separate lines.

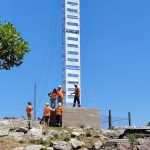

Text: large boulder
xmin=94 ymin=140 xmax=102 ymax=150
xmin=25 ymin=128 xmax=43 ymax=140
xmin=101 ymin=129 xmax=125 ymax=138
xmin=0 ymin=128 xmax=9 ymax=137
xmin=53 ymin=141 xmax=71 ymax=150
xmin=71 ymin=131 xmax=81 ymax=138
xmin=70 ymin=138 xmax=85 ymax=149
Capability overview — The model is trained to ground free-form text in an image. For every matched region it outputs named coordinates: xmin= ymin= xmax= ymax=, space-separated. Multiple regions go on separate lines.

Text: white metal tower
xmin=62 ymin=0 xmax=81 ymax=106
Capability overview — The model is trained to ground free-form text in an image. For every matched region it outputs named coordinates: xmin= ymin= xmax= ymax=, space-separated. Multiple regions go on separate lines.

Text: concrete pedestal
xmin=63 ymin=107 xmax=100 ymax=128
xmin=50 ymin=107 xmax=100 ymax=128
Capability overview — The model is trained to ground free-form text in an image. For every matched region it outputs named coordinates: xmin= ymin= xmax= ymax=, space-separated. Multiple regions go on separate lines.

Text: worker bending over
xmin=71 ymin=83 xmax=81 ymax=107
xmin=55 ymin=103 xmax=63 ymax=127
xmin=57 ymin=85 xmax=64 ymax=106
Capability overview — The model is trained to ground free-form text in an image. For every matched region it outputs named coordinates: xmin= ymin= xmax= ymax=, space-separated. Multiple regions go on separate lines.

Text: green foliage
xmin=127 ymin=134 xmax=137 ymax=145
xmin=0 ymin=21 xmax=30 ymax=70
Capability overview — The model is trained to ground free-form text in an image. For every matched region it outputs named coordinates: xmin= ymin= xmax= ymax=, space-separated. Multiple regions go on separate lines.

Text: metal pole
xmin=34 ymin=83 xmax=36 ymax=120
xmin=128 ymin=112 xmax=131 ymax=126
xmin=109 ymin=110 xmax=112 ymax=129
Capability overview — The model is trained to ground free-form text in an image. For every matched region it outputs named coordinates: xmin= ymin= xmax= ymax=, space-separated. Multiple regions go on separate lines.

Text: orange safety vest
xmin=44 ymin=106 xmax=51 ymax=116
xmin=75 ymin=87 xmax=80 ymax=97
xmin=56 ymin=106 xmax=63 ymax=116
xmin=50 ymin=92 xmax=57 ymax=99
xmin=57 ymin=89 xmax=63 ymax=98
xmin=26 ymin=105 xmax=32 ymax=115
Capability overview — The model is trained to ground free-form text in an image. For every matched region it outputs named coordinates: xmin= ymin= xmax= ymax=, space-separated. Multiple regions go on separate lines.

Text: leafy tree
xmin=0 ymin=22 xmax=30 ymax=70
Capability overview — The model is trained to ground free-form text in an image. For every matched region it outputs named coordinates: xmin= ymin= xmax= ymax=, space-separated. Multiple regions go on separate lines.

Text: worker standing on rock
xmin=55 ymin=103 xmax=63 ymax=127
xmin=57 ymin=85 xmax=64 ymax=106
xmin=26 ymin=102 xmax=33 ymax=129
xmin=71 ymin=83 xmax=81 ymax=107
xmin=48 ymin=88 xmax=57 ymax=108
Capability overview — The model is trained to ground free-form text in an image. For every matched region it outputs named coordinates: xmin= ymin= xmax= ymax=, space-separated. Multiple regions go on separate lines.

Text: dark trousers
xmin=45 ymin=116 xmax=50 ymax=126
xmin=73 ymin=96 xmax=80 ymax=107
xmin=56 ymin=115 xmax=62 ymax=127
xmin=40 ymin=116 xmax=50 ymax=126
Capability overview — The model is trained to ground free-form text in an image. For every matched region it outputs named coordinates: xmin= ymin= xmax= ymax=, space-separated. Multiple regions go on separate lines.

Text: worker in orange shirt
xmin=55 ymin=103 xmax=63 ymax=127
xmin=26 ymin=102 xmax=33 ymax=129
xmin=48 ymin=88 xmax=57 ymax=108
xmin=43 ymin=102 xmax=51 ymax=126
xmin=71 ymin=83 xmax=81 ymax=107
xmin=57 ymin=85 xmax=64 ymax=106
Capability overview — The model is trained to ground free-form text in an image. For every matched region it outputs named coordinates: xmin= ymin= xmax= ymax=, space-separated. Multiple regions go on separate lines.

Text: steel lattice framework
xmin=62 ymin=0 xmax=81 ymax=106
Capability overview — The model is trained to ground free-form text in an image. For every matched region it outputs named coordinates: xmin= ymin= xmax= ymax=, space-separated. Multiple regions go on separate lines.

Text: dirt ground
xmin=0 ymin=137 xmax=28 ymax=150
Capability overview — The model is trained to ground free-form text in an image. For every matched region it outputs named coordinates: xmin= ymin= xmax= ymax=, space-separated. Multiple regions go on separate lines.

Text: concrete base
xmin=63 ymin=107 xmax=100 ymax=128
xmin=50 ymin=107 xmax=100 ymax=128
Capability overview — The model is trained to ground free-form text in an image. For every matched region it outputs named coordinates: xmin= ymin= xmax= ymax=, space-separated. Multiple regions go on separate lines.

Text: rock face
xmin=70 ymin=138 xmax=85 ymax=149
xmin=53 ymin=141 xmax=71 ymax=150
xmin=0 ymin=128 xmax=9 ymax=137
xmin=1 ymin=119 xmax=150 ymax=150
xmin=25 ymin=128 xmax=43 ymax=140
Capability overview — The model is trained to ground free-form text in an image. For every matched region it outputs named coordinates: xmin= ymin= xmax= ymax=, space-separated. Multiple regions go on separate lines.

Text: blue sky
xmin=1 ymin=0 xmax=150 ymax=127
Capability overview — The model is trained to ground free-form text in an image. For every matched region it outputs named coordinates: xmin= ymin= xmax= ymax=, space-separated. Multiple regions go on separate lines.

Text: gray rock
xmin=53 ymin=141 xmax=71 ymax=150
xmin=71 ymin=131 xmax=81 ymax=138
xmin=101 ymin=129 xmax=122 ymax=138
xmin=103 ymin=139 xmax=131 ymax=150
xmin=12 ymin=119 xmax=41 ymax=129
xmin=0 ymin=120 xmax=13 ymax=128
xmin=72 ymin=128 xmax=85 ymax=135
xmin=47 ymin=129 xmax=60 ymax=138
xmin=94 ymin=141 xmax=102 ymax=150
xmin=25 ymin=128 xmax=43 ymax=140
xmin=70 ymin=138 xmax=85 ymax=149
xmin=8 ymin=132 xmax=24 ymax=141
xmin=0 ymin=128 xmax=9 ymax=136
xmin=135 ymin=145 xmax=149 ymax=150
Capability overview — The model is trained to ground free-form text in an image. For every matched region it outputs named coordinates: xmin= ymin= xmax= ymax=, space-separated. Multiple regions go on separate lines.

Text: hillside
xmin=0 ymin=119 xmax=150 ymax=150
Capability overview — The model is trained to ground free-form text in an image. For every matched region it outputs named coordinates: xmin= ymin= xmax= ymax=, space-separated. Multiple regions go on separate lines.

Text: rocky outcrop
xmin=1 ymin=119 xmax=150 ymax=150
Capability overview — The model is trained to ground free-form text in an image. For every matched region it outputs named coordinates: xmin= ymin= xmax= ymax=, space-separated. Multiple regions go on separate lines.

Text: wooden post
xmin=128 ymin=112 xmax=131 ymax=126
xmin=34 ymin=83 xmax=36 ymax=120
xmin=109 ymin=110 xmax=112 ymax=129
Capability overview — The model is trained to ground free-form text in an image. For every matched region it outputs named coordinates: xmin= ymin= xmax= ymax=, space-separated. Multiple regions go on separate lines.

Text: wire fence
xmin=101 ymin=110 xmax=131 ymax=129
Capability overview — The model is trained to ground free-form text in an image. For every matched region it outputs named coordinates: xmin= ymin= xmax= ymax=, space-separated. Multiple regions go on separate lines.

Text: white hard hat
xmin=58 ymin=85 xmax=62 ymax=88
xmin=74 ymin=83 xmax=78 ymax=86
xmin=58 ymin=103 xmax=62 ymax=106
